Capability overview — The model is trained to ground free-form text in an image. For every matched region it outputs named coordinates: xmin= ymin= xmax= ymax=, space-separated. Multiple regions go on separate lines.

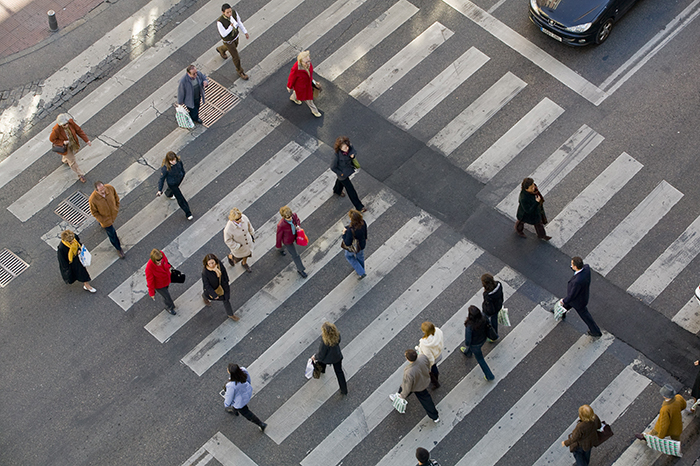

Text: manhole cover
xmin=55 ymin=191 xmax=92 ymax=226
xmin=0 ymin=249 xmax=30 ymax=288
xmin=200 ymin=79 xmax=240 ymax=128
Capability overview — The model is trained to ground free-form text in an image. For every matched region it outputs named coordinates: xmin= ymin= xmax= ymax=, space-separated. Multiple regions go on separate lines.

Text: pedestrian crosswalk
xmin=3 ymin=0 xmax=700 ymax=462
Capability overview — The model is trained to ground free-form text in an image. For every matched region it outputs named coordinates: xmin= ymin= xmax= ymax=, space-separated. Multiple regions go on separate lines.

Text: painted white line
xmin=532 ymin=364 xmax=651 ymax=466
xmin=548 ymin=153 xmax=643 ymax=248
xmin=586 ymin=181 xmax=683 ymax=276
xmin=180 ymin=191 xmax=397 ymax=376
xmin=672 ymin=297 xmax=700 ymax=334
xmin=487 ymin=0 xmax=508 ymax=13
xmin=181 ymin=432 xmax=257 ymax=466
xmin=389 ymin=47 xmax=489 ymax=130
xmin=316 ymin=0 xmax=419 ymax=81
xmin=428 ymin=72 xmax=526 ymax=156
xmin=349 ymin=22 xmax=454 ymax=105
xmin=264 ymin=239 xmax=484 ymax=444
xmin=440 ymin=0 xmax=606 ymax=105
xmin=145 ymin=170 xmax=337 ymax=343
xmin=466 ymin=98 xmax=564 ymax=181
xmin=496 ymin=125 xmax=603 ymax=220
xmin=303 ymin=267 xmax=528 ymax=466
xmin=628 ymin=214 xmax=700 ymax=305
xmin=108 ymin=138 xmax=311 ymax=311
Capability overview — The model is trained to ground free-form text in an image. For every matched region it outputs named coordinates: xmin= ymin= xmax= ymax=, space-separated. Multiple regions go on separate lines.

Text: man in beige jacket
xmin=390 ymin=349 xmax=439 ymax=422
xmin=89 ymin=181 xmax=125 ymax=258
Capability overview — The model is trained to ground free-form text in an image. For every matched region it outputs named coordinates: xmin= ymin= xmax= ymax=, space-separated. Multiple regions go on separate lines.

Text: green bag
xmin=351 ymin=157 xmax=360 ymax=169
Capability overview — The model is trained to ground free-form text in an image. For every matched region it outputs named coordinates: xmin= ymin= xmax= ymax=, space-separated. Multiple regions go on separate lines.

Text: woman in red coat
xmin=49 ymin=113 xmax=91 ymax=183
xmin=287 ymin=50 xmax=321 ymax=118
xmin=145 ymin=249 xmax=176 ymax=315
xmin=276 ymin=205 xmax=307 ymax=278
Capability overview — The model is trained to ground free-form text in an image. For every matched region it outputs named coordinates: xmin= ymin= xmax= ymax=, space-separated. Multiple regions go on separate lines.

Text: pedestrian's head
xmin=150 ymin=249 xmax=163 ymax=264
xmin=227 ymin=363 xmax=247 ymax=383
xmin=186 ymin=65 xmax=197 ymax=77
xmin=571 ymin=256 xmax=584 ymax=271
xmin=415 ymin=448 xmax=430 ymax=464
xmin=279 ymin=206 xmax=293 ymax=220
xmin=56 ymin=113 xmax=70 ymax=126
xmin=297 ymin=50 xmax=311 ymax=69
xmin=660 ymin=383 xmax=676 ymax=400
xmin=578 ymin=404 xmax=595 ymax=422
xmin=228 ymin=208 xmax=242 ymax=222
xmin=521 ymin=177 xmax=535 ymax=192
xmin=221 ymin=3 xmax=231 ymax=14
xmin=405 ymin=349 xmax=418 ymax=362
xmin=94 ymin=181 xmax=106 ymax=196
xmin=334 ymin=136 xmax=351 ymax=153
xmin=60 ymin=229 xmax=75 ymax=243
xmin=203 ymin=253 xmax=220 ymax=269
xmin=321 ymin=322 xmax=340 ymax=347
xmin=162 ymin=151 xmax=179 ymax=169
xmin=421 ymin=321 xmax=435 ymax=339
xmin=481 ymin=273 xmax=496 ymax=293
xmin=348 ymin=209 xmax=363 ymax=229
xmin=465 ymin=305 xmax=485 ymax=327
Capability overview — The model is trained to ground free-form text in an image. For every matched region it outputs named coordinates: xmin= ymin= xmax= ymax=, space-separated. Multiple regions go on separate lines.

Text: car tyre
xmin=595 ymin=18 xmax=614 ymax=44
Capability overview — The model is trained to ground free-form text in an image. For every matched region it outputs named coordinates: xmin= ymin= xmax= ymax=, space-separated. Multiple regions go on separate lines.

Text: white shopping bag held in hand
xmin=176 ymin=105 xmax=194 ymax=129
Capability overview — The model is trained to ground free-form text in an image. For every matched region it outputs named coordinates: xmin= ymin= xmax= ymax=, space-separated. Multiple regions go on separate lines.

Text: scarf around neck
xmin=62 ymin=239 xmax=81 ymax=263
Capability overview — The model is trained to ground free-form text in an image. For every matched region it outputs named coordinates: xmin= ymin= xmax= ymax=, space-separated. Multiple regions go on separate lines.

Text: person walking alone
xmin=223 ymin=363 xmax=267 ymax=432
xmin=201 ymin=253 xmax=239 ymax=321
xmin=637 ymin=384 xmax=686 ymax=441
xmin=224 ymin=208 xmax=255 ymax=273
xmin=312 ymin=322 xmax=348 ymax=395
xmin=562 ymin=404 xmax=601 ymax=466
xmin=331 ymin=136 xmax=366 ymax=212
xmin=460 ymin=305 xmax=495 ymax=381
xmin=342 ymin=209 xmax=367 ymax=279
xmin=515 ymin=177 xmax=550 ymax=240
xmin=157 ymin=151 xmax=193 ymax=220
xmin=215 ymin=3 xmax=249 ymax=80
xmin=49 ymin=113 xmax=91 ymax=183
xmin=89 ymin=181 xmax=125 ymax=259
xmin=177 ymin=65 xmax=208 ymax=124
xmin=481 ymin=273 xmax=503 ymax=341
xmin=287 ymin=50 xmax=321 ymax=117
xmin=276 ymin=206 xmax=307 ymax=278
xmin=57 ymin=230 xmax=96 ymax=293
xmin=560 ymin=256 xmax=602 ymax=337
xmin=417 ymin=322 xmax=443 ymax=389
xmin=145 ymin=249 xmax=176 ymax=315
xmin=390 ymin=349 xmax=439 ymax=422
xmin=416 ymin=447 xmax=441 ymax=466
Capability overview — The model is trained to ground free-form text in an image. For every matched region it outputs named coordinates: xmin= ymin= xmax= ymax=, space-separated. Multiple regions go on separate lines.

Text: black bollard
xmin=48 ymin=10 xmax=58 ymax=31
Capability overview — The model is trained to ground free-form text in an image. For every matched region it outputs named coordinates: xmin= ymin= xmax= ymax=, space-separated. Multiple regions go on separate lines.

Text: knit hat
xmin=56 ymin=114 xmax=70 ymax=126
xmin=660 ymin=384 xmax=676 ymax=399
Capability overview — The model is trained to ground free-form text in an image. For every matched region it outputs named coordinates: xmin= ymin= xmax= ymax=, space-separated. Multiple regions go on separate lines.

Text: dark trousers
xmin=317 ymin=360 xmax=348 ymax=394
xmin=575 ymin=306 xmax=602 ymax=336
xmin=515 ymin=220 xmax=547 ymax=238
xmin=283 ymin=242 xmax=305 ymax=272
xmin=487 ymin=313 xmax=499 ymax=338
xmin=398 ymin=386 xmax=439 ymax=420
xmin=572 ymin=447 xmax=591 ymax=466
xmin=210 ymin=295 xmax=234 ymax=316
xmin=231 ymin=404 xmax=265 ymax=427
xmin=333 ymin=178 xmax=364 ymax=210
xmin=104 ymin=224 xmax=122 ymax=251
xmin=216 ymin=39 xmax=244 ymax=73
xmin=155 ymin=286 xmax=175 ymax=311
xmin=430 ymin=364 xmax=439 ymax=386
xmin=187 ymin=100 xmax=201 ymax=123
xmin=165 ymin=184 xmax=191 ymax=217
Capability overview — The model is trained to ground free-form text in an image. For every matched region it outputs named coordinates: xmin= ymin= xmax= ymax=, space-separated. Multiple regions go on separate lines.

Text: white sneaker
xmin=433 ymin=418 xmax=440 ymax=423
xmin=187 ymin=215 xmax=193 ymax=221
xmin=389 ymin=394 xmax=397 ymax=402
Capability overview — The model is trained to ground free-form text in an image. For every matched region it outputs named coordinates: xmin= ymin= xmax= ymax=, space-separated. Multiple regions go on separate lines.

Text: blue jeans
xmin=488 ymin=313 xmax=499 ymax=339
xmin=465 ymin=343 xmax=494 ymax=380
xmin=104 ymin=224 xmax=122 ymax=251
xmin=344 ymin=249 xmax=365 ymax=276
xmin=572 ymin=447 xmax=591 ymax=466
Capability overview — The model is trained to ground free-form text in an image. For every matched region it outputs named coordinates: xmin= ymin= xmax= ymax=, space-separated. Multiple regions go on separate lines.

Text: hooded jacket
xmin=418 ymin=327 xmax=444 ymax=366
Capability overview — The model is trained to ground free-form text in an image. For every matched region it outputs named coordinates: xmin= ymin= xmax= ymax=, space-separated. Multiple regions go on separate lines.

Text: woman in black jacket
xmin=460 ymin=305 xmax=494 ymax=380
xmin=201 ymin=253 xmax=239 ymax=321
xmin=342 ymin=209 xmax=367 ymax=279
xmin=313 ymin=322 xmax=348 ymax=395
xmin=57 ymin=229 xmax=96 ymax=292
xmin=331 ymin=136 xmax=366 ymax=212
xmin=481 ymin=273 xmax=503 ymax=341
xmin=157 ymin=151 xmax=193 ymax=220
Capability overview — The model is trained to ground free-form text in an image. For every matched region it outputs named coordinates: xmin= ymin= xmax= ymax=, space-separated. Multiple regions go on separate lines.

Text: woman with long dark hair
xmin=342 ymin=209 xmax=367 ymax=279
xmin=331 ymin=136 xmax=365 ymax=212
xmin=157 ymin=151 xmax=192 ymax=220
xmin=481 ymin=273 xmax=503 ymax=341
xmin=201 ymin=253 xmax=239 ymax=321
xmin=313 ymin=322 xmax=348 ymax=395
xmin=223 ymin=363 xmax=267 ymax=432
xmin=460 ymin=305 xmax=495 ymax=380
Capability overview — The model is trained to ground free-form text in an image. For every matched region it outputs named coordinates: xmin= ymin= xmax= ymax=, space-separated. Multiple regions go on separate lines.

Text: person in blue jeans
xmin=342 ymin=209 xmax=367 ymax=279
xmin=460 ymin=305 xmax=495 ymax=381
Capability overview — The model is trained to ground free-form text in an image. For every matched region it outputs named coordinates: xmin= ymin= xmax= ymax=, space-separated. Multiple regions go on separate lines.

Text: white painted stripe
xmin=586 ymin=181 xmax=683 ymax=276
xmin=455 ymin=333 xmax=613 ymax=466
xmin=108 ymin=139 xmax=311 ymax=311
xmin=181 ymin=446 xmax=214 ymax=466
xmin=466 ymin=98 xmax=564 ymax=181
xmin=532 ymin=364 xmax=651 ymax=466
xmin=88 ymin=110 xmax=281 ymax=282
xmin=315 ymin=0 xmax=419 ymax=81
xmin=428 ymin=72 xmax=526 ymax=156
xmin=672 ymin=297 xmax=700 ymax=334
xmin=439 ymin=0 xmax=606 ymax=105
xmin=349 ymin=22 xmax=454 ymax=105
xmin=182 ymin=432 xmax=257 ymax=466
xmin=389 ymin=47 xmax=489 ymax=130
xmin=181 ymin=191 xmax=397 ymax=376
xmin=303 ymin=267 xmax=528 ymax=466
xmin=145 ymin=170 xmax=337 ymax=343
xmin=628 ymin=214 xmax=700 ymax=305
xmin=496 ymin=125 xmax=603 ymax=220
xmin=548 ymin=153 xmax=643 ymax=248
xmin=265 ymin=239 xmax=484 ymax=444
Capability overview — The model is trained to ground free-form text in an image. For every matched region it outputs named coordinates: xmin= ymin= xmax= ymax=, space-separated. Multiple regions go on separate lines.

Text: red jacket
xmin=287 ymin=62 xmax=314 ymax=101
xmin=276 ymin=213 xmax=300 ymax=248
xmin=145 ymin=252 xmax=172 ymax=296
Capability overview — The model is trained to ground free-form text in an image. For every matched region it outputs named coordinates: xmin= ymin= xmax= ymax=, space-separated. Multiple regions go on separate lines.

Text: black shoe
xmin=587 ymin=331 xmax=602 ymax=338
xmin=259 ymin=422 xmax=267 ymax=433
xmin=195 ymin=118 xmax=203 ymax=124
xmin=279 ymin=249 xmax=286 ymax=256
xmin=298 ymin=270 xmax=308 ymax=278
xmin=167 ymin=308 xmax=176 ymax=315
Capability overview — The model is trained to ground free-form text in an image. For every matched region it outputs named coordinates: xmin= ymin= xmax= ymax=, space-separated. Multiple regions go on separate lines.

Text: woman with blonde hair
xmin=275 ymin=205 xmax=307 ymax=278
xmin=286 ymin=50 xmax=322 ymax=117
xmin=223 ymin=208 xmax=255 ymax=273
xmin=157 ymin=151 xmax=192 ymax=220
xmin=57 ymin=229 xmax=95 ymax=292
xmin=562 ymin=404 xmax=601 ymax=466
xmin=418 ymin=321 xmax=444 ymax=389
xmin=313 ymin=322 xmax=347 ymax=395
xmin=145 ymin=249 xmax=176 ymax=315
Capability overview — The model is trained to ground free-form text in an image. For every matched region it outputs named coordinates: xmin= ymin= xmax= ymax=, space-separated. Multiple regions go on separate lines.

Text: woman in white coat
xmin=418 ymin=321 xmax=444 ymax=389
xmin=224 ymin=208 xmax=255 ymax=273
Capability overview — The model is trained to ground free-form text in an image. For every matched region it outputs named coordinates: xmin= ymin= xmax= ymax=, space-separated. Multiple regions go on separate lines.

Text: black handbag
xmin=486 ymin=321 xmax=498 ymax=341
xmin=170 ymin=268 xmax=186 ymax=283
xmin=593 ymin=422 xmax=613 ymax=447
xmin=51 ymin=144 xmax=67 ymax=154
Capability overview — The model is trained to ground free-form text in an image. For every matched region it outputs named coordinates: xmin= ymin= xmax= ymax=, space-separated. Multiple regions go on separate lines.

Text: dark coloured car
xmin=529 ymin=0 xmax=639 ymax=46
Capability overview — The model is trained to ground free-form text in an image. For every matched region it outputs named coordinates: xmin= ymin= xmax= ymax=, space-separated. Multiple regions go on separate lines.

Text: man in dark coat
xmin=515 ymin=177 xmax=550 ymax=240
xmin=177 ymin=65 xmax=208 ymax=124
xmin=561 ymin=256 xmax=602 ymax=337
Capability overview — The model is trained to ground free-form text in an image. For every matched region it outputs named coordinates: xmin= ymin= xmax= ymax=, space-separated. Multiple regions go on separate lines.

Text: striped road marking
xmin=672 ymin=297 xmax=700 ymax=334
xmin=181 ymin=432 xmax=257 ymax=466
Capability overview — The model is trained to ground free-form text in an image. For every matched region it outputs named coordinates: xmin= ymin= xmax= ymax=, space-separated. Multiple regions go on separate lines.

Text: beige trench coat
xmin=224 ymin=214 xmax=255 ymax=258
